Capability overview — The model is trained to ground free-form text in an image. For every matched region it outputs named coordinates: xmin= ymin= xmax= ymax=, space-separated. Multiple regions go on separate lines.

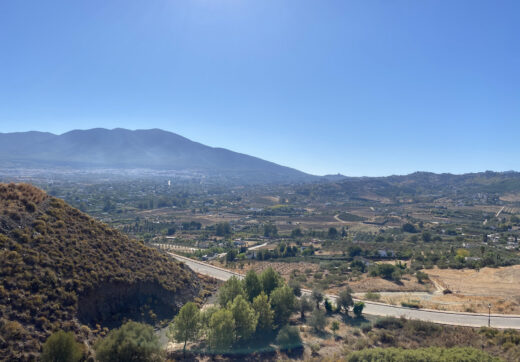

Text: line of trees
xmin=168 ymin=268 xmax=366 ymax=356
xmin=39 ymin=273 xmax=366 ymax=361
xmin=168 ymin=267 xmax=299 ymax=354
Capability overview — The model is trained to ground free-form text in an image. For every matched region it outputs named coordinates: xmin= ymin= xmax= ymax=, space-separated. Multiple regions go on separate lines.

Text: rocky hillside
xmin=0 ymin=183 xmax=203 ymax=361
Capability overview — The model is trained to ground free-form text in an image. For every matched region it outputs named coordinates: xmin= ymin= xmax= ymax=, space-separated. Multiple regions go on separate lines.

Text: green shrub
xmin=353 ymin=302 xmax=365 ymax=317
xmin=363 ymin=292 xmax=380 ymax=301
xmin=479 ymin=326 xmax=499 ymax=339
xmin=276 ymin=325 xmax=302 ymax=351
xmin=416 ymin=271 xmax=429 ymax=283
xmin=378 ymin=330 xmax=396 ymax=345
xmin=370 ymin=263 xmax=402 ymax=282
xmin=404 ymin=319 xmax=441 ymax=336
xmin=94 ymin=321 xmax=163 ymax=362
xmin=401 ymin=300 xmax=421 ymax=309
xmin=498 ymin=329 xmax=520 ymax=345
xmin=25 ymin=201 xmax=36 ymax=213
xmin=360 ymin=323 xmax=372 ymax=334
xmin=324 ymin=298 xmax=333 ymax=314
xmin=309 ymin=308 xmax=327 ymax=332
xmin=374 ymin=317 xmax=404 ymax=330
xmin=347 ymin=347 xmax=501 ymax=361
xmin=1 ymin=320 xmax=25 ymax=339
xmin=41 ymin=330 xmax=83 ymax=362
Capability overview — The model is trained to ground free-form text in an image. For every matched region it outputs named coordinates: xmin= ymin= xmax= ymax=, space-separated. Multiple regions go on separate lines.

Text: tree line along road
xmin=166 ymin=252 xmax=520 ymax=330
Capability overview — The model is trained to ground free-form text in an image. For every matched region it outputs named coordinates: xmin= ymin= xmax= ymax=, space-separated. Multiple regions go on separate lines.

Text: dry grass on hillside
xmin=0 ymin=183 xmax=207 ymax=361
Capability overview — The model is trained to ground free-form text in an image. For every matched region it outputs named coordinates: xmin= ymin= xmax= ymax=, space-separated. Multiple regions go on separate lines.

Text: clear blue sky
xmin=1 ymin=1 xmax=518 ymax=176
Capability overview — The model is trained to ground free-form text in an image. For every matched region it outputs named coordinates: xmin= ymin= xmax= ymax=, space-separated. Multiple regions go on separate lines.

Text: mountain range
xmin=0 ymin=128 xmax=316 ymax=183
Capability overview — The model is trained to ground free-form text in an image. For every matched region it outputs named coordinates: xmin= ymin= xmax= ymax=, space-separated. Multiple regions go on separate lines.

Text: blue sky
xmin=0 ymin=1 xmax=518 ymax=176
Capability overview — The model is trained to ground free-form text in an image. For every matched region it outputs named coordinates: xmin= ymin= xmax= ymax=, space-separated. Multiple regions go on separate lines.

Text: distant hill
xmin=0 ymin=183 xmax=204 ymax=360
xmin=0 ymin=128 xmax=316 ymax=184
xmin=296 ymin=171 xmax=520 ymax=203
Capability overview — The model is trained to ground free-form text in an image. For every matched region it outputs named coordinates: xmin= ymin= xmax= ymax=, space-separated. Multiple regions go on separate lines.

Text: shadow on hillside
xmin=342 ymin=314 xmax=370 ymax=327
xmin=175 ymin=330 xmax=281 ymax=361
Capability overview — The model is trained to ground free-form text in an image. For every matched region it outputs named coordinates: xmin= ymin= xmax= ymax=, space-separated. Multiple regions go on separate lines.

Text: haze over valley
xmin=1 ymin=0 xmax=519 ymax=361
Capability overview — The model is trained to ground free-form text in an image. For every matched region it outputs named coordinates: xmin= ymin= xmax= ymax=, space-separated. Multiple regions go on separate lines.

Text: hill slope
xmin=296 ymin=171 xmax=520 ymax=202
xmin=0 ymin=128 xmax=315 ymax=183
xmin=0 ymin=183 xmax=202 ymax=361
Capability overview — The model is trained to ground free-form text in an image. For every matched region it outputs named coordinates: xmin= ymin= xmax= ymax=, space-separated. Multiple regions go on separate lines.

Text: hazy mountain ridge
xmin=297 ymin=171 xmax=520 ymax=202
xmin=0 ymin=128 xmax=316 ymax=184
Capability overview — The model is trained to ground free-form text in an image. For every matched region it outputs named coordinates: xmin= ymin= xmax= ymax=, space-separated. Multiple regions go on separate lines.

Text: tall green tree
xmin=168 ymin=302 xmax=200 ymax=357
xmin=328 ymin=227 xmax=338 ymax=239
xmin=252 ymin=292 xmax=274 ymax=331
xmin=422 ymin=231 xmax=432 ymax=242
xmin=291 ymin=228 xmax=303 ymax=238
xmin=288 ymin=279 xmax=302 ymax=297
xmin=270 ymin=285 xmax=296 ymax=327
xmin=309 ymin=308 xmax=327 ymax=332
xmin=226 ymin=248 xmax=237 ymax=262
xmin=402 ymin=223 xmax=418 ymax=233
xmin=244 ymin=269 xmax=262 ymax=301
xmin=264 ymin=224 xmax=278 ymax=237
xmin=260 ymin=267 xmax=283 ymax=296
xmin=353 ymin=301 xmax=365 ymax=318
xmin=311 ymin=288 xmax=324 ymax=309
xmin=218 ymin=276 xmax=245 ymax=307
xmin=208 ymin=309 xmax=235 ymax=351
xmin=337 ymin=287 xmax=354 ymax=316
xmin=41 ymin=330 xmax=83 ymax=362
xmin=216 ymin=222 xmax=231 ymax=237
xmin=297 ymin=295 xmax=313 ymax=320
xmin=229 ymin=295 xmax=258 ymax=341
xmin=200 ymin=305 xmax=219 ymax=331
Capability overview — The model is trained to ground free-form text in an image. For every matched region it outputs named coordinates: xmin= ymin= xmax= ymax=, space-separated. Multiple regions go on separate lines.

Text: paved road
xmin=496 ymin=206 xmax=505 ymax=217
xmin=169 ymin=252 xmax=245 ymax=281
xmin=168 ymin=252 xmax=520 ymax=329
xmin=157 ymin=240 xmax=268 ymax=262
xmin=248 ymin=242 xmax=269 ymax=250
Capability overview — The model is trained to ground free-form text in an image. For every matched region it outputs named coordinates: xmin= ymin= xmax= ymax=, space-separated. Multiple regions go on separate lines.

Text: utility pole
xmin=488 ymin=303 xmax=491 ymax=327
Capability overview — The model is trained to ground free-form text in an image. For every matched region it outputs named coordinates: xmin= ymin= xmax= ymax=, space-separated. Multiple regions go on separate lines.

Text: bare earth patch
xmin=421 ymin=266 xmax=520 ymax=314
xmin=362 ymin=267 xmax=520 ymax=314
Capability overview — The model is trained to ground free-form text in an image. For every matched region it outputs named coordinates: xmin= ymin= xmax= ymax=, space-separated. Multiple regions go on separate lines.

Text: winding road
xmin=167 ymin=252 xmax=520 ymax=329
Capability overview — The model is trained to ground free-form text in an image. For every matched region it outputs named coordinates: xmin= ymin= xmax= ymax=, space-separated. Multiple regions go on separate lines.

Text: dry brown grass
xmin=422 ymin=266 xmax=520 ymax=314
xmin=348 ymin=275 xmax=432 ymax=294
xmin=363 ymin=266 xmax=520 ymax=314
xmin=500 ymin=193 xmax=520 ymax=202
